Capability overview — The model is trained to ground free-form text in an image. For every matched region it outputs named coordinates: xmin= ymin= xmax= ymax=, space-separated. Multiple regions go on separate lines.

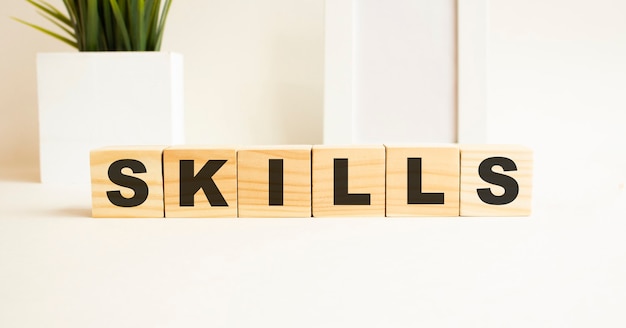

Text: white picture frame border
xmin=323 ymin=0 xmax=487 ymax=144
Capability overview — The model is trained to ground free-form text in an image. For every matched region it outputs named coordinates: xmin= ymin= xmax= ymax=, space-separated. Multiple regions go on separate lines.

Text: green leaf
xmin=144 ymin=0 xmax=159 ymax=48
xmin=137 ymin=0 xmax=147 ymax=51
xmin=61 ymin=0 xmax=80 ymax=48
xmin=108 ymin=0 xmax=132 ymax=50
xmin=12 ymin=17 xmax=78 ymax=49
xmin=38 ymin=12 xmax=76 ymax=39
xmin=85 ymin=0 xmax=100 ymax=51
xmin=154 ymin=0 xmax=171 ymax=51
xmin=76 ymin=0 xmax=87 ymax=50
xmin=100 ymin=1 xmax=115 ymax=50
xmin=24 ymin=0 xmax=73 ymax=27
xmin=62 ymin=0 xmax=77 ymax=23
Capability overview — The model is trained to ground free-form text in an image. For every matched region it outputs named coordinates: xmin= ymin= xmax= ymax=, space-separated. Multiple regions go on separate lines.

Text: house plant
xmin=16 ymin=0 xmax=184 ymax=185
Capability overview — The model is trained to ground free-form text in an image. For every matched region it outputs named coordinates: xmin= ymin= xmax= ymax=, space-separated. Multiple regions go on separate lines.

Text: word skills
xmin=90 ymin=144 xmax=533 ymax=218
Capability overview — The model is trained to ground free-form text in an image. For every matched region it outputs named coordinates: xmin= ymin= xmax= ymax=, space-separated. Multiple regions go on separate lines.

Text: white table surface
xmin=1 ymin=165 xmax=625 ymax=328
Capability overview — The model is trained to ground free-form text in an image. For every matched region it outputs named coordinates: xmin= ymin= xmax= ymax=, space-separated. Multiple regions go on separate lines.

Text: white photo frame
xmin=324 ymin=0 xmax=487 ymax=144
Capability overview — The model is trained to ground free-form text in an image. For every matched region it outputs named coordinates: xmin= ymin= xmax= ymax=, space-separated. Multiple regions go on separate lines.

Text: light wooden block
xmin=237 ymin=146 xmax=312 ymax=217
xmin=312 ymin=145 xmax=385 ymax=217
xmin=386 ymin=145 xmax=460 ymax=217
xmin=90 ymin=146 xmax=165 ymax=218
xmin=460 ymin=145 xmax=533 ymax=216
xmin=163 ymin=146 xmax=237 ymax=218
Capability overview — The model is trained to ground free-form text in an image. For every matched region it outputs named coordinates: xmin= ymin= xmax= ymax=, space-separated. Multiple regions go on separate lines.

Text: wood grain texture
xmin=163 ymin=146 xmax=237 ymax=218
xmin=385 ymin=145 xmax=460 ymax=217
xmin=460 ymin=145 xmax=533 ymax=216
xmin=312 ymin=145 xmax=385 ymax=217
xmin=90 ymin=146 xmax=165 ymax=218
xmin=237 ymin=146 xmax=312 ymax=218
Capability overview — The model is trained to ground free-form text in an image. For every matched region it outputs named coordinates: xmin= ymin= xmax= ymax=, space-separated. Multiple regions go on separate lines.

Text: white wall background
xmin=355 ymin=0 xmax=456 ymax=143
xmin=486 ymin=0 xmax=626 ymax=208
xmin=0 ymin=0 xmax=324 ymax=171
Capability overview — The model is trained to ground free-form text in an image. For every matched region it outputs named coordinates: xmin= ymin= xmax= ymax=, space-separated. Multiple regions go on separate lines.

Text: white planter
xmin=37 ymin=52 xmax=184 ymax=185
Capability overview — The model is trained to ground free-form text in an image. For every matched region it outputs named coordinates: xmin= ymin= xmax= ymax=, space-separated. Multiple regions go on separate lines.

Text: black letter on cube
xmin=269 ymin=159 xmax=284 ymax=206
xmin=333 ymin=158 xmax=371 ymax=205
xmin=107 ymin=159 xmax=149 ymax=207
xmin=407 ymin=158 xmax=445 ymax=205
xmin=179 ymin=160 xmax=228 ymax=207
xmin=477 ymin=156 xmax=520 ymax=205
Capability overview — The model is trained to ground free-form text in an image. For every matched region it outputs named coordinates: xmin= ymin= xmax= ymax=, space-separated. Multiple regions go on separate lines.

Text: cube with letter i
xmin=237 ymin=146 xmax=312 ymax=218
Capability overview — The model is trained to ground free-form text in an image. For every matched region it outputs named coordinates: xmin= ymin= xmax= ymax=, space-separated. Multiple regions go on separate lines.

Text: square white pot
xmin=37 ymin=52 xmax=184 ymax=185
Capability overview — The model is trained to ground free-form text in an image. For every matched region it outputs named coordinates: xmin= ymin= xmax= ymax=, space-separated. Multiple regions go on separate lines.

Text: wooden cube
xmin=312 ymin=145 xmax=385 ymax=217
xmin=237 ymin=146 xmax=312 ymax=217
xmin=460 ymin=145 xmax=533 ymax=216
xmin=163 ymin=146 xmax=237 ymax=218
xmin=386 ymin=145 xmax=460 ymax=216
xmin=90 ymin=146 xmax=166 ymax=218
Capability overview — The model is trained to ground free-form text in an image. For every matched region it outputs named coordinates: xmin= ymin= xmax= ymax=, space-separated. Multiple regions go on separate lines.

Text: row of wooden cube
xmin=90 ymin=144 xmax=533 ymax=218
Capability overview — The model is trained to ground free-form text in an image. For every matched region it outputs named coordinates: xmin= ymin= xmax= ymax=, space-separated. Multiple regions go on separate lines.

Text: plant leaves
xmin=12 ymin=17 xmax=78 ymax=49
xmin=108 ymin=0 xmax=132 ymax=50
xmin=17 ymin=0 xmax=172 ymax=51
xmin=154 ymin=0 xmax=171 ymax=51
xmin=25 ymin=0 xmax=73 ymax=27
xmin=38 ymin=12 xmax=76 ymax=39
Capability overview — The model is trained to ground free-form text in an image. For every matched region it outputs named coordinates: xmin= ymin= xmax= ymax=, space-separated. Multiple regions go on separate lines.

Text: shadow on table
xmin=50 ymin=207 xmax=92 ymax=218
